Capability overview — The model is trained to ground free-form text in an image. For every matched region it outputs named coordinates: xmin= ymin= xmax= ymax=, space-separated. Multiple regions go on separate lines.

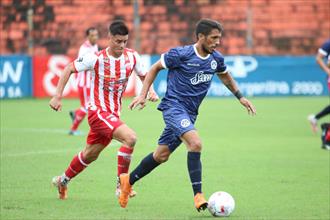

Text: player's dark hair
xmin=109 ymin=20 xmax=129 ymax=36
xmin=195 ymin=19 xmax=223 ymax=39
xmin=86 ymin=27 xmax=97 ymax=36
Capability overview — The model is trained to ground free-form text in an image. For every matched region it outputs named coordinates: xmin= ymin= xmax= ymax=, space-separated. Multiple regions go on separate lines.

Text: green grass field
xmin=1 ymin=97 xmax=329 ymax=220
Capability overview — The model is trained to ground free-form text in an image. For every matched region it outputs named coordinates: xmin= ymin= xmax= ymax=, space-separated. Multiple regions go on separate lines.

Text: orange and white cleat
xmin=194 ymin=193 xmax=208 ymax=212
xmin=52 ymin=176 xmax=68 ymax=200
xmin=116 ymin=177 xmax=137 ymax=198
xmin=118 ymin=173 xmax=132 ymax=208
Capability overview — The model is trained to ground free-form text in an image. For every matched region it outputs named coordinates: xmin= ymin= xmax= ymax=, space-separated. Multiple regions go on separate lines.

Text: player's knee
xmin=188 ymin=140 xmax=202 ymax=152
xmin=153 ymin=151 xmax=170 ymax=163
xmin=124 ymin=133 xmax=137 ymax=148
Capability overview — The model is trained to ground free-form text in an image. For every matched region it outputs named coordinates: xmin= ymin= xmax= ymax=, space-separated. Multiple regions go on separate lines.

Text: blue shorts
xmin=158 ymin=107 xmax=197 ymax=152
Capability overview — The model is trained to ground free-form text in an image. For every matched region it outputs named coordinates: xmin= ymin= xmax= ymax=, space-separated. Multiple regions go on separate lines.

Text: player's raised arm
xmin=217 ymin=71 xmax=256 ymax=115
xmin=129 ymin=60 xmax=164 ymax=110
xmin=49 ymin=63 xmax=76 ymax=111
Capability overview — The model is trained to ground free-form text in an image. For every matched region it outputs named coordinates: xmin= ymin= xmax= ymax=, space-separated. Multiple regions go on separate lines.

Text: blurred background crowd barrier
xmin=0 ymin=0 xmax=329 ymax=99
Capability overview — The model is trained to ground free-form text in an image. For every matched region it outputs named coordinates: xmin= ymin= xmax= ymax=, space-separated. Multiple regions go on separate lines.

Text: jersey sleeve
xmin=160 ymin=47 xmax=181 ymax=69
xmin=78 ymin=45 xmax=89 ymax=57
xmin=73 ymin=52 xmax=97 ymax=73
xmin=318 ymin=40 xmax=330 ymax=57
xmin=214 ymin=53 xmax=228 ymax=74
xmin=133 ymin=51 xmax=147 ymax=76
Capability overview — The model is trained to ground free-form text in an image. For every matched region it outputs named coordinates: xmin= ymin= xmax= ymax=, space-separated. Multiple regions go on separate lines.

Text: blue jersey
xmin=157 ymin=44 xmax=228 ymax=115
xmin=319 ymin=39 xmax=330 ymax=64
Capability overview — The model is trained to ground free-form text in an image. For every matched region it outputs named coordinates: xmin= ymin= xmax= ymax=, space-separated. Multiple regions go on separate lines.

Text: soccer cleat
xmin=69 ymin=111 xmax=75 ymax=122
xmin=323 ymin=144 xmax=330 ymax=150
xmin=68 ymin=130 xmax=83 ymax=136
xmin=52 ymin=176 xmax=68 ymax=200
xmin=115 ymin=177 xmax=137 ymax=198
xmin=307 ymin=114 xmax=318 ymax=133
xmin=118 ymin=173 xmax=132 ymax=208
xmin=321 ymin=123 xmax=330 ymax=150
xmin=194 ymin=193 xmax=208 ymax=212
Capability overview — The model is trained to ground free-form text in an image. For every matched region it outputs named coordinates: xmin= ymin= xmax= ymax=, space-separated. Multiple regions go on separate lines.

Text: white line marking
xmin=1 ymin=127 xmax=122 ymax=158
xmin=2 ymin=128 xmax=70 ymax=134
xmin=1 ymin=142 xmax=121 ymax=158
xmin=97 ymin=110 xmax=114 ymax=129
xmin=1 ymin=149 xmax=79 ymax=158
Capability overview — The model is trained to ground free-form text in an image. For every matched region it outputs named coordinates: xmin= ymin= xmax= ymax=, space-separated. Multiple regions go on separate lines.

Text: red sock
xmin=117 ymin=146 xmax=134 ymax=176
xmin=65 ymin=151 xmax=90 ymax=179
xmin=70 ymin=108 xmax=86 ymax=131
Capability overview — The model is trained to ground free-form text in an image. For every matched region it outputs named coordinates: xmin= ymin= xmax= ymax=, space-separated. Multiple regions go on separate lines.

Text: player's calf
xmin=69 ymin=111 xmax=75 ymax=122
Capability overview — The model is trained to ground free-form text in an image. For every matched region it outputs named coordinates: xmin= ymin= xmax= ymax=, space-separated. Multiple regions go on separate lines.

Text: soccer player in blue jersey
xmin=308 ymin=39 xmax=330 ymax=135
xmin=118 ymin=19 xmax=256 ymax=210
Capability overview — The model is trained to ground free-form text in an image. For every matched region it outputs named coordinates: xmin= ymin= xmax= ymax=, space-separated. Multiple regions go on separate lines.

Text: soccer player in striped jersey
xmin=69 ymin=27 xmax=99 ymax=136
xmin=118 ymin=19 xmax=256 ymax=211
xmin=308 ymin=39 xmax=330 ymax=149
xmin=49 ymin=21 xmax=159 ymax=200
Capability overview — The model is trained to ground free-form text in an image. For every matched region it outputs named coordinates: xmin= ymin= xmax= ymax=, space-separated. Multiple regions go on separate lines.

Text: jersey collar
xmin=193 ymin=44 xmax=210 ymax=60
xmin=106 ymin=47 xmax=123 ymax=60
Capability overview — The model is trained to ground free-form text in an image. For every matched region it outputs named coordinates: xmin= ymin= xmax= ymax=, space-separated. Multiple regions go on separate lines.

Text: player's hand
xmin=147 ymin=90 xmax=159 ymax=102
xmin=129 ymin=96 xmax=147 ymax=110
xmin=239 ymin=97 xmax=256 ymax=115
xmin=49 ymin=96 xmax=62 ymax=111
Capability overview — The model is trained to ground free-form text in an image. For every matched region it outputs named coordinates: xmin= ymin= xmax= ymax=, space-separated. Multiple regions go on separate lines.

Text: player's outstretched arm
xmin=49 ymin=63 xmax=76 ymax=112
xmin=129 ymin=60 xmax=164 ymax=110
xmin=137 ymin=75 xmax=159 ymax=102
xmin=217 ymin=72 xmax=256 ymax=115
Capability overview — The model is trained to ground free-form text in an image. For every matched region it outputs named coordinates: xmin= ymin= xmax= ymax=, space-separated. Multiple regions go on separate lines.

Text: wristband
xmin=234 ymin=90 xmax=243 ymax=100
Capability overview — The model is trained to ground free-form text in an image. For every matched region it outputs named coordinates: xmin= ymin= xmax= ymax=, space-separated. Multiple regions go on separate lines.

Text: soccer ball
xmin=207 ymin=191 xmax=235 ymax=217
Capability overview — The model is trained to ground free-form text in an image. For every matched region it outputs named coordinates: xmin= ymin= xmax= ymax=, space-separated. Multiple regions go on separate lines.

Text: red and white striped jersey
xmin=73 ymin=47 xmax=146 ymax=116
xmin=76 ymin=40 xmax=98 ymax=88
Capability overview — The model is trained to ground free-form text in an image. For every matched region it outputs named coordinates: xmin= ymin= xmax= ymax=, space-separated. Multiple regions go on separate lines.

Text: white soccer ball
xmin=207 ymin=191 xmax=235 ymax=217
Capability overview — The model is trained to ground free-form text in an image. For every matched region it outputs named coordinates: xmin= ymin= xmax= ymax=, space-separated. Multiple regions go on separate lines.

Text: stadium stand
xmin=0 ymin=0 xmax=329 ymax=56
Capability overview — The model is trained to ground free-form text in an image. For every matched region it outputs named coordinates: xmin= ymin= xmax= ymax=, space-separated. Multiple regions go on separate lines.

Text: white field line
xmin=1 ymin=149 xmax=80 ymax=158
xmin=1 ymin=127 xmax=71 ymax=134
xmin=1 ymin=142 xmax=121 ymax=158
xmin=0 ymin=127 xmax=121 ymax=158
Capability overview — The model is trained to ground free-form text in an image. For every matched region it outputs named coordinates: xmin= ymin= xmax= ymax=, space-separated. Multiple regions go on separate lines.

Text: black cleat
xmin=196 ymin=202 xmax=208 ymax=212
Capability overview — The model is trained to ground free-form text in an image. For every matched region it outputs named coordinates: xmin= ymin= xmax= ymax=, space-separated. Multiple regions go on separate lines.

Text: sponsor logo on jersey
xmin=187 ymin=63 xmax=200 ymax=67
xmin=77 ymin=57 xmax=83 ymax=62
xmin=211 ymin=60 xmax=217 ymax=70
xmin=190 ymin=71 xmax=213 ymax=85
xmin=181 ymin=119 xmax=191 ymax=128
